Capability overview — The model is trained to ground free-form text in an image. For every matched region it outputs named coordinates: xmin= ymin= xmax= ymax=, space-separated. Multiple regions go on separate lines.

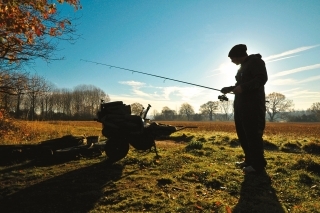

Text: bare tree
xmin=88 ymin=86 xmax=108 ymax=116
xmin=0 ymin=71 xmax=29 ymax=115
xmin=60 ymin=89 xmax=72 ymax=116
xmin=11 ymin=72 xmax=29 ymax=118
xmin=46 ymin=88 xmax=59 ymax=119
xmin=199 ymin=101 xmax=219 ymax=121
xmin=130 ymin=102 xmax=144 ymax=115
xmin=309 ymin=102 xmax=320 ymax=121
xmin=161 ymin=106 xmax=176 ymax=120
xmin=266 ymin=92 xmax=294 ymax=122
xmin=0 ymin=70 xmax=14 ymax=95
xmin=0 ymin=92 xmax=13 ymax=111
xmin=26 ymin=74 xmax=47 ymax=120
xmin=38 ymin=81 xmax=55 ymax=120
xmin=0 ymin=71 xmax=12 ymax=109
xmin=49 ymin=88 xmax=71 ymax=118
xmin=179 ymin=102 xmax=194 ymax=121
xmin=152 ymin=109 xmax=158 ymax=119
xmin=219 ymin=100 xmax=234 ymax=121
xmin=72 ymin=87 xmax=82 ymax=116
xmin=71 ymin=84 xmax=107 ymax=119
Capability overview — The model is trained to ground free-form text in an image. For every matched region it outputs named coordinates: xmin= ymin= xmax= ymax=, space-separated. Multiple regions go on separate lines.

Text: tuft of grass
xmin=229 ymin=138 xmax=240 ymax=147
xmin=291 ymin=157 xmax=320 ymax=175
xmin=196 ymin=136 xmax=207 ymax=142
xmin=298 ymin=173 xmax=313 ymax=185
xmin=280 ymin=142 xmax=301 ymax=153
xmin=263 ymin=139 xmax=279 ymax=150
xmin=204 ymin=177 xmax=223 ymax=189
xmin=302 ymin=141 xmax=320 ymax=154
xmin=274 ymin=167 xmax=289 ymax=175
xmin=185 ymin=140 xmax=203 ymax=151
xmin=157 ymin=177 xmax=174 ymax=186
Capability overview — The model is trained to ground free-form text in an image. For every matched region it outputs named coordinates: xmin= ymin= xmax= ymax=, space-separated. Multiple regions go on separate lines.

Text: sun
xmin=215 ymin=61 xmax=239 ymax=85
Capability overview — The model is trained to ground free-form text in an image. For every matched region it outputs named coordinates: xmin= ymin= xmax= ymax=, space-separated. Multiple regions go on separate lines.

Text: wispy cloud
xmin=280 ymin=87 xmax=301 ymax=93
xmin=299 ymin=75 xmax=320 ymax=83
xmin=132 ymin=89 xmax=152 ymax=98
xmin=118 ymin=80 xmax=206 ymax=101
xmin=119 ymin=81 xmax=145 ymax=87
xmin=264 ymin=45 xmax=319 ymax=62
xmin=270 ymin=75 xmax=320 ymax=85
xmin=118 ymin=80 xmax=155 ymax=99
xmin=285 ymin=89 xmax=320 ymax=99
xmin=271 ymin=78 xmax=297 ymax=85
xmin=270 ymin=64 xmax=320 ymax=78
xmin=212 ymin=45 xmax=319 ymax=77
xmin=115 ymin=80 xmax=213 ymax=112
xmin=277 ymin=89 xmax=320 ymax=110
xmin=160 ymin=86 xmax=205 ymax=101
xmin=265 ymin=55 xmax=298 ymax=63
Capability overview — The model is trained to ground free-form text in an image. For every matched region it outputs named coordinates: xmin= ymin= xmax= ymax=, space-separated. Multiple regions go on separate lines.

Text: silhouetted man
xmin=221 ymin=44 xmax=268 ymax=173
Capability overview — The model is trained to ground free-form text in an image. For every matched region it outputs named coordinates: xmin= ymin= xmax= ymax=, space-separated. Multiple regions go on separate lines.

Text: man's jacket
xmin=234 ymin=54 xmax=268 ymax=111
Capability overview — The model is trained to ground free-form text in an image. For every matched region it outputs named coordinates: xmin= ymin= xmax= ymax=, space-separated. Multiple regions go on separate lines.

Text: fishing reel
xmin=218 ymin=94 xmax=228 ymax=102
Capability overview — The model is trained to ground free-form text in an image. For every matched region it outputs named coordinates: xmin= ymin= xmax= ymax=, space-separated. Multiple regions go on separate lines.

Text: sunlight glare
xmin=214 ymin=61 xmax=239 ymax=86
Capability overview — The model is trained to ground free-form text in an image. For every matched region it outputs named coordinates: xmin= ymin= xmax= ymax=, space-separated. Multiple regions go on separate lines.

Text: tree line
xmin=1 ymin=70 xmax=319 ymax=122
xmin=0 ymin=71 xmax=109 ymax=120
xmin=131 ymin=93 xmax=320 ymax=122
xmin=129 ymin=101 xmax=234 ymax=122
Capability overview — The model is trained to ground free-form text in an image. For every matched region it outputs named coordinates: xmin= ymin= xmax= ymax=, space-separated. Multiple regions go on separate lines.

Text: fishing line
xmin=80 ymin=59 xmax=222 ymax=92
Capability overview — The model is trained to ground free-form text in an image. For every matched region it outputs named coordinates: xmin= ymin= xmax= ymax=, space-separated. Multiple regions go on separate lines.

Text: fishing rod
xmin=80 ymin=59 xmax=230 ymax=101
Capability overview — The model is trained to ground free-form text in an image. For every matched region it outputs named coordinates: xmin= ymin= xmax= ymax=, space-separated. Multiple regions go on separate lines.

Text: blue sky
xmin=30 ymin=0 xmax=320 ymax=113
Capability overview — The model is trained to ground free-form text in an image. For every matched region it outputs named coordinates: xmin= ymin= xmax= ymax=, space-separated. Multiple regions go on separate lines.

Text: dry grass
xmin=0 ymin=120 xmax=103 ymax=144
xmin=162 ymin=121 xmax=320 ymax=139
xmin=0 ymin=121 xmax=320 ymax=212
xmin=1 ymin=120 xmax=319 ymax=144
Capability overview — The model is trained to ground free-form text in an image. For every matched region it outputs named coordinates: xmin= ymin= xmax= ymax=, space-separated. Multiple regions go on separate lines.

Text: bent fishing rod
xmin=80 ymin=59 xmax=230 ymax=101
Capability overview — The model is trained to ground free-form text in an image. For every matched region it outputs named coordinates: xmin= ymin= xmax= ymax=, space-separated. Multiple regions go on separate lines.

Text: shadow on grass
xmin=302 ymin=141 xmax=320 ymax=155
xmin=156 ymin=133 xmax=195 ymax=142
xmin=263 ymin=140 xmax=279 ymax=151
xmin=233 ymin=171 xmax=286 ymax=213
xmin=0 ymin=160 xmax=131 ymax=213
xmin=0 ymin=150 xmax=103 ymax=175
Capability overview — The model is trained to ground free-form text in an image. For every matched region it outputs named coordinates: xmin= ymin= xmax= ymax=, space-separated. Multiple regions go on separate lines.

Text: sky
xmin=29 ymin=0 xmax=320 ymax=113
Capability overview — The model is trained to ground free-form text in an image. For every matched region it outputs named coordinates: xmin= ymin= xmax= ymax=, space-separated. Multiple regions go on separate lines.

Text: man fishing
xmin=221 ymin=44 xmax=268 ymax=173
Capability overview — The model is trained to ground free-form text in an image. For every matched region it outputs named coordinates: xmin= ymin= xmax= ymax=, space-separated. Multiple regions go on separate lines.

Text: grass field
xmin=0 ymin=121 xmax=320 ymax=212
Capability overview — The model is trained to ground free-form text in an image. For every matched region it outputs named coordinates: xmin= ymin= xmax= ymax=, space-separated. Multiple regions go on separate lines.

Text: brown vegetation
xmin=1 ymin=120 xmax=320 ymax=144
xmin=159 ymin=121 xmax=320 ymax=138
